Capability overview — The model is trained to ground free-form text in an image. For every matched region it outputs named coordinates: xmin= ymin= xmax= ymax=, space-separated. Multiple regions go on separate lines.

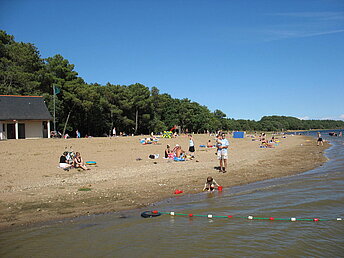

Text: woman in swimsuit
xmin=165 ymin=144 xmax=171 ymax=158
xmin=73 ymin=152 xmax=90 ymax=170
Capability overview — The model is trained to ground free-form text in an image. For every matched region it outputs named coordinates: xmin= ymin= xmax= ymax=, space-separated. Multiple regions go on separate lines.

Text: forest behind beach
xmin=1 ymin=30 xmax=343 ymax=136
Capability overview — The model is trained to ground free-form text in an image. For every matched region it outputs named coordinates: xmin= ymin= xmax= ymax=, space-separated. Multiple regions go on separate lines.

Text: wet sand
xmin=0 ymin=134 xmax=329 ymax=230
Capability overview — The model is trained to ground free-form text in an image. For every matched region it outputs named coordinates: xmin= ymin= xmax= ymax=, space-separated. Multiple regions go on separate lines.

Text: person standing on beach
xmin=112 ymin=127 xmax=116 ymax=137
xmin=217 ymin=134 xmax=229 ymax=172
xmin=317 ymin=132 xmax=324 ymax=146
xmin=189 ymin=134 xmax=195 ymax=157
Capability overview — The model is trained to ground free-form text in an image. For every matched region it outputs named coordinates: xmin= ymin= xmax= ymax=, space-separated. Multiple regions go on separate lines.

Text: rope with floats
xmin=141 ymin=210 xmax=343 ymax=222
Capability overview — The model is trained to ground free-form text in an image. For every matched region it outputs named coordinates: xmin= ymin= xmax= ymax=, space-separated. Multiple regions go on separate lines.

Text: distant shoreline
xmin=0 ymin=134 xmax=329 ymax=231
xmin=286 ymin=128 xmax=343 ymax=132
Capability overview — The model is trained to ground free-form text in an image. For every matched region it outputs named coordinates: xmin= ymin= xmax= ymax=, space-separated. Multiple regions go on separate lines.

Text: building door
xmin=0 ymin=122 xmax=4 ymax=140
xmin=18 ymin=123 xmax=25 ymax=139
xmin=42 ymin=121 xmax=48 ymax=138
xmin=7 ymin=124 xmax=15 ymax=139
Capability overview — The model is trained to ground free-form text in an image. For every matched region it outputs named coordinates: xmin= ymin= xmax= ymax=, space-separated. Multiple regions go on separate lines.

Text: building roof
xmin=0 ymin=95 xmax=52 ymax=120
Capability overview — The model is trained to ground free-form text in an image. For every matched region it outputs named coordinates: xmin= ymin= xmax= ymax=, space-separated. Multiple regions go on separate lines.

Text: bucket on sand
xmin=218 ymin=186 xmax=223 ymax=191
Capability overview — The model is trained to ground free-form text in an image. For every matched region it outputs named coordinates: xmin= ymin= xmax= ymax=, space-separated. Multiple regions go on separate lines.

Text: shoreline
xmin=0 ymin=134 xmax=329 ymax=231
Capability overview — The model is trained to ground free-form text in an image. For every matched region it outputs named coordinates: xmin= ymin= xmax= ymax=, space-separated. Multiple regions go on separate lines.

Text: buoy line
xmin=141 ymin=210 xmax=343 ymax=222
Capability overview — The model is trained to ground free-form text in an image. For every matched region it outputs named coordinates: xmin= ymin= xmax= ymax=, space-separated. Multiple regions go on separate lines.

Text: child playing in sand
xmin=203 ymin=176 xmax=220 ymax=192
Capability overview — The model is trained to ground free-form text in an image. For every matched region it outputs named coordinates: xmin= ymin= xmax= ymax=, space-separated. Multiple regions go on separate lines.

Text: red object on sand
xmin=218 ymin=186 xmax=223 ymax=191
xmin=174 ymin=190 xmax=183 ymax=194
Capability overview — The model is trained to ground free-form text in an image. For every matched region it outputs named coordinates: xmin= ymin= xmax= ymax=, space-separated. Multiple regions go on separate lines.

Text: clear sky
xmin=1 ymin=0 xmax=343 ymax=121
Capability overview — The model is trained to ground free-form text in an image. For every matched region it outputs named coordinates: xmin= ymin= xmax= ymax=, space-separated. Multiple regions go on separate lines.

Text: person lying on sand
xmin=73 ymin=152 xmax=90 ymax=170
xmin=261 ymin=140 xmax=275 ymax=148
xmin=203 ymin=176 xmax=220 ymax=192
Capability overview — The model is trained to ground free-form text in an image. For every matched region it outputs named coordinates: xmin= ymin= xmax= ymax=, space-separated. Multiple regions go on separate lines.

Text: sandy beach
xmin=0 ymin=134 xmax=329 ymax=230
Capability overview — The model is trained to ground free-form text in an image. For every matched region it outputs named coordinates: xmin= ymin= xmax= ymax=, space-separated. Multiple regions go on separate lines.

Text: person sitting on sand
xmin=165 ymin=144 xmax=172 ymax=158
xmin=174 ymin=145 xmax=185 ymax=158
xmin=73 ymin=152 xmax=90 ymax=170
xmin=172 ymin=144 xmax=179 ymax=154
xmin=207 ymin=140 xmax=213 ymax=148
xmin=203 ymin=176 xmax=220 ymax=192
xmin=259 ymin=133 xmax=266 ymax=142
xmin=59 ymin=151 xmax=72 ymax=170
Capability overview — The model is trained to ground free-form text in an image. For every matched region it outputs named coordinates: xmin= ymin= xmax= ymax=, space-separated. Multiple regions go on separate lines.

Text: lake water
xmin=1 ymin=130 xmax=343 ymax=257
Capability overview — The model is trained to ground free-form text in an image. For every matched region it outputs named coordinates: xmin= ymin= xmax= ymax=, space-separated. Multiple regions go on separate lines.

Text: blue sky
xmin=1 ymin=0 xmax=344 ymax=121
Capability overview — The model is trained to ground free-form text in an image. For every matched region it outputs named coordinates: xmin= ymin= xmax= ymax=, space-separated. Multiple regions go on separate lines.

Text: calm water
xmin=1 ymin=130 xmax=343 ymax=257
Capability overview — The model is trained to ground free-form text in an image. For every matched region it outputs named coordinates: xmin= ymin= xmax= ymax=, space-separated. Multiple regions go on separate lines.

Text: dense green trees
xmin=1 ymin=30 xmax=343 ymax=136
xmin=0 ymin=30 xmax=44 ymax=95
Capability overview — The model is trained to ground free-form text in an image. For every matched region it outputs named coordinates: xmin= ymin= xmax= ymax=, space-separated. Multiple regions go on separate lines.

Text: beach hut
xmin=233 ymin=131 xmax=245 ymax=138
xmin=0 ymin=95 xmax=52 ymax=140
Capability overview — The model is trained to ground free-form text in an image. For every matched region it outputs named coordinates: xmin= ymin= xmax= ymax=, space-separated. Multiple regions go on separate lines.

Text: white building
xmin=0 ymin=95 xmax=52 ymax=140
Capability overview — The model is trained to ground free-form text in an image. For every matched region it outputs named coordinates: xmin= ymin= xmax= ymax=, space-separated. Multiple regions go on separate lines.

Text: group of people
xmin=50 ymin=130 xmax=80 ymax=139
xmin=111 ymin=127 xmax=130 ymax=137
xmin=258 ymin=133 xmax=280 ymax=148
xmin=201 ymin=133 xmax=229 ymax=191
xmin=59 ymin=151 xmax=90 ymax=171
xmin=141 ymin=134 xmax=159 ymax=145
xmin=164 ymin=135 xmax=196 ymax=160
xmin=260 ymin=138 xmax=276 ymax=148
xmin=165 ymin=144 xmax=186 ymax=159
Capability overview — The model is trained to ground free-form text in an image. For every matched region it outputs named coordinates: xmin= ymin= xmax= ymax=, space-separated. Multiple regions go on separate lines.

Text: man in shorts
xmin=217 ymin=134 xmax=229 ymax=173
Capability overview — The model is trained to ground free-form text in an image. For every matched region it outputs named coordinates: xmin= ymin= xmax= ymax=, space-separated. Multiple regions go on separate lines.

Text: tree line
xmin=1 ymin=30 xmax=343 ymax=136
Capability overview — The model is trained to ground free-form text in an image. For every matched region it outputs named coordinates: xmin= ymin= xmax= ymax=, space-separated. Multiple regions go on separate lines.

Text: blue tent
xmin=233 ymin=131 xmax=245 ymax=138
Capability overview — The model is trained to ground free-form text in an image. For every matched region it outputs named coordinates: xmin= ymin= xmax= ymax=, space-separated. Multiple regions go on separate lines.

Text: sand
xmin=0 ymin=134 xmax=329 ymax=230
